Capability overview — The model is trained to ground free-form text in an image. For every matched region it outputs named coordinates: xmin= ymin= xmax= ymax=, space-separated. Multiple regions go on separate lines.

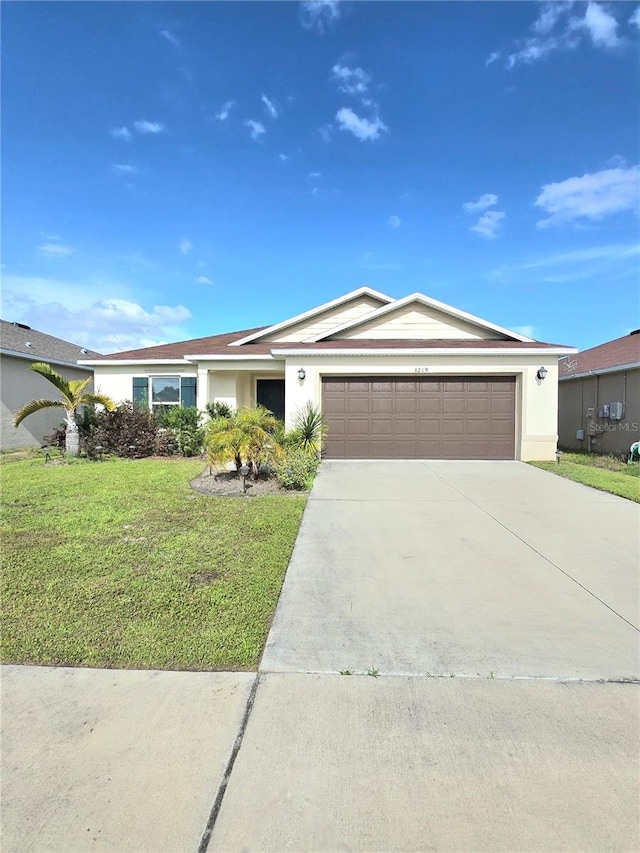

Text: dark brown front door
xmin=322 ymin=376 xmax=516 ymax=460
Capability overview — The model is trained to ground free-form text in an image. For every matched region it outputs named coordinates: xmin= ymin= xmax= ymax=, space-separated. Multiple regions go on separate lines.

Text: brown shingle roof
xmin=560 ymin=332 xmax=640 ymax=377
xmin=87 ymin=329 xmax=569 ymax=361
xmin=0 ymin=320 xmax=101 ymax=365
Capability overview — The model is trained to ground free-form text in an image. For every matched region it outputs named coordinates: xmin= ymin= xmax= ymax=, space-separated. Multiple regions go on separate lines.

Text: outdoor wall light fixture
xmin=536 ymin=366 xmax=548 ymax=381
xmin=298 ymin=367 xmax=306 ymax=382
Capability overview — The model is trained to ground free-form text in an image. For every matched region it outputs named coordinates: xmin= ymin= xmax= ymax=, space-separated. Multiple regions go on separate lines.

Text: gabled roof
xmin=229 ymin=286 xmax=393 ymax=346
xmin=308 ymin=292 xmax=534 ymax=343
xmin=0 ymin=319 xmax=101 ymax=367
xmin=560 ymin=331 xmax=640 ymax=379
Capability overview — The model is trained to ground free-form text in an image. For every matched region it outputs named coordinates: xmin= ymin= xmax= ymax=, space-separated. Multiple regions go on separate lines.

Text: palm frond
xmin=68 ymin=377 xmax=93 ymax=402
xmin=14 ymin=399 xmax=64 ymax=427
xmin=81 ymin=393 xmax=116 ymax=411
xmin=29 ymin=363 xmax=74 ymax=404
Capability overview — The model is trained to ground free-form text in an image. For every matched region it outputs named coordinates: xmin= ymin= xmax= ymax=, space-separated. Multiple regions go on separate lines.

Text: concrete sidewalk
xmin=1 ymin=666 xmax=254 ymax=852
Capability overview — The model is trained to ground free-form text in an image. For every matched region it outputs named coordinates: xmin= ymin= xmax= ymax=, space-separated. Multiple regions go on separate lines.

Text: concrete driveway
xmin=211 ymin=461 xmax=640 ymax=851
xmin=262 ymin=461 xmax=639 ymax=679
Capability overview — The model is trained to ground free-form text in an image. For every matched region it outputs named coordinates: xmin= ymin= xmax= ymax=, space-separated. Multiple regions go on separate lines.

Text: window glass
xmin=151 ymin=376 xmax=180 ymax=404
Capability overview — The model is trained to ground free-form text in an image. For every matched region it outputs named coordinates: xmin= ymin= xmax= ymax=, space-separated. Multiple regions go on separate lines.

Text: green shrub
xmin=160 ymin=407 xmax=204 ymax=457
xmin=275 ymin=448 xmax=319 ymax=490
xmin=287 ymin=402 xmax=327 ymax=457
xmin=206 ymin=401 xmax=234 ymax=420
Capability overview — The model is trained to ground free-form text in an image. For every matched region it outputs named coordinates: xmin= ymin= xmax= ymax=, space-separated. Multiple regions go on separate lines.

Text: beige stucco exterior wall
xmin=559 ymin=368 xmax=639 ymax=457
xmin=1 ymin=355 xmax=94 ymax=450
xmin=283 ymin=355 xmax=559 ymax=461
xmin=89 ymin=363 xmax=195 ymax=407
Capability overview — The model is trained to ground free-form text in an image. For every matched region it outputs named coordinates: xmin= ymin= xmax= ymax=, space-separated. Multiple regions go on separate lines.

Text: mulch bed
xmin=190 ymin=469 xmax=307 ymax=497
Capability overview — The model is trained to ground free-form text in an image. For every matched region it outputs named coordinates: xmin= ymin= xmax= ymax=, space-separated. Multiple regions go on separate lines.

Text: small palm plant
xmin=205 ymin=405 xmax=284 ymax=477
xmin=14 ymin=362 xmax=116 ymax=457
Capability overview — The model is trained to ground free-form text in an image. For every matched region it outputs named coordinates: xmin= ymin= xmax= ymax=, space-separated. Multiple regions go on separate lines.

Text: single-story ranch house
xmin=81 ymin=288 xmax=576 ymax=461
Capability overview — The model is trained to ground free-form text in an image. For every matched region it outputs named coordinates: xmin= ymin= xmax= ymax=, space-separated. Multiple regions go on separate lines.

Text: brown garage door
xmin=322 ymin=376 xmax=516 ymax=459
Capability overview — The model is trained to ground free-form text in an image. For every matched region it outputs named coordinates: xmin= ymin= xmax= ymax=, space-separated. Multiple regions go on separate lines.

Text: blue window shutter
xmin=132 ymin=377 xmax=148 ymax=407
xmin=180 ymin=377 xmax=197 ymax=408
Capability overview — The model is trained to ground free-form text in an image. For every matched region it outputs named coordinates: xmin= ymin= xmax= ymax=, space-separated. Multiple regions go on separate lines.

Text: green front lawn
xmin=1 ymin=457 xmax=305 ymax=670
xmin=529 ymin=452 xmax=640 ymax=503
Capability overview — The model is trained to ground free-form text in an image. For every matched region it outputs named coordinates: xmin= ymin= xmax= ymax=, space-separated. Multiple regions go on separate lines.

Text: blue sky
xmin=2 ymin=0 xmax=639 ymax=353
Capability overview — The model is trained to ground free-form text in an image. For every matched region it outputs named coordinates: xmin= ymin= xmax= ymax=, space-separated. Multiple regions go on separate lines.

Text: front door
xmin=256 ymin=379 xmax=285 ymax=421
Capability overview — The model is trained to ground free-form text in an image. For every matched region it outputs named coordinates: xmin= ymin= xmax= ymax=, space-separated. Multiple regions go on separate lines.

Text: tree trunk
xmin=65 ymin=410 xmax=80 ymax=457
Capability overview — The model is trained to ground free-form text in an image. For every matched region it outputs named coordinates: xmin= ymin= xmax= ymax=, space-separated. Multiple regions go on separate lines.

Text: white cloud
xmin=309 ymin=171 xmax=321 ymax=178
xmin=470 ymin=210 xmax=505 ymax=239
xmin=331 ymin=63 xmax=371 ymax=95
xmin=160 ymin=29 xmax=180 ymax=47
xmin=279 ymin=153 xmax=290 ymax=161
xmin=180 ymin=239 xmax=192 ymax=254
xmin=0 ymin=276 xmax=191 ymax=353
xmin=500 ymin=1 xmax=622 ymax=68
xmin=388 ymin=215 xmax=401 ymax=228
xmin=581 ymin=2 xmax=620 ymax=47
xmin=535 ymin=165 xmax=640 ymax=227
xmin=112 ymin=164 xmax=136 ymax=176
xmin=630 ymin=6 xmax=640 ymax=28
xmin=318 ymin=124 xmax=333 ymax=142
xmin=488 ymin=244 xmax=640 ymax=285
xmin=133 ymin=120 xmax=166 ymax=135
xmin=485 ymin=51 xmax=500 ymax=66
xmin=110 ymin=126 xmax=132 ymax=142
xmin=463 ymin=193 xmax=498 ymax=213
xmin=215 ymin=100 xmax=235 ymax=121
xmin=261 ymin=94 xmax=279 ymax=119
xmin=195 ymin=275 xmax=214 ymax=285
xmin=336 ymin=107 xmax=387 ymax=142
xmin=244 ymin=119 xmax=266 ymax=141
xmin=38 ymin=243 xmax=75 ymax=256
xmin=300 ymin=0 xmax=340 ymax=33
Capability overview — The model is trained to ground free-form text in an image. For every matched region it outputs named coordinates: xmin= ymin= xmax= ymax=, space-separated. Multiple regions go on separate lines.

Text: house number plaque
xmin=414 ymin=367 xmax=429 ymax=373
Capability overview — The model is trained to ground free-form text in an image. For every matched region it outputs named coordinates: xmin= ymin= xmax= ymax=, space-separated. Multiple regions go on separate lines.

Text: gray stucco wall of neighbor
xmin=558 ymin=368 xmax=640 ymax=457
xmin=0 ymin=356 xmax=94 ymax=451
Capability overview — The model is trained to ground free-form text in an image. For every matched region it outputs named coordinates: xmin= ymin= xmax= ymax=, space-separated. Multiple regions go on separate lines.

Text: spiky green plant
xmin=287 ymin=402 xmax=327 ymax=457
xmin=14 ymin=362 xmax=116 ymax=457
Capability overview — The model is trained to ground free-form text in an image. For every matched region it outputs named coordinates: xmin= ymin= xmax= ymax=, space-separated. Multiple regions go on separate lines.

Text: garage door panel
xmin=322 ymin=376 xmax=515 ymax=460
xmin=418 ymin=419 xmax=441 ymax=436
xmin=371 ymin=397 xmax=393 ymax=414
xmin=346 ymin=398 xmax=370 ymax=415
xmin=395 ymin=397 xmax=418 ymax=415
xmin=370 ymin=418 xmax=394 ymax=436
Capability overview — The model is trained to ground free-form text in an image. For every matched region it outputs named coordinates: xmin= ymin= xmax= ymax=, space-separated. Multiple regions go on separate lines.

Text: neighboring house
xmin=81 ymin=288 xmax=575 ymax=461
xmin=558 ymin=331 xmax=640 ymax=457
xmin=0 ymin=320 xmax=101 ymax=451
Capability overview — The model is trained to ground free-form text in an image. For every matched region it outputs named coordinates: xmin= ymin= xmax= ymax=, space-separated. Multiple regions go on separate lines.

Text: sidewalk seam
xmin=196 ymin=672 xmax=261 ymax=853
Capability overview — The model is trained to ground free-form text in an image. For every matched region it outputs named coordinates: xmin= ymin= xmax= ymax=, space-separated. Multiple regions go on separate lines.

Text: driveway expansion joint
xmin=258 ymin=669 xmax=640 ymax=684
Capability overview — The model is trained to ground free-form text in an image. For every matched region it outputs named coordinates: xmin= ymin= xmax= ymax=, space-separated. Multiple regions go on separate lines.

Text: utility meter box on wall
xmin=576 ymin=429 xmax=585 ymax=440
xmin=609 ymin=402 xmax=623 ymax=420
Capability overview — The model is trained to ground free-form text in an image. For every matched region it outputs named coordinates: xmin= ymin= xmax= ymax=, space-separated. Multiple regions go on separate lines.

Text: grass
xmin=528 ymin=451 xmax=640 ymax=503
xmin=0 ymin=456 xmax=306 ymax=670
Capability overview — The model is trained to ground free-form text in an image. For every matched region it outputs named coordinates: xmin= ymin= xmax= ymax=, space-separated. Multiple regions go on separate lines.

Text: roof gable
xmin=311 ymin=293 xmax=533 ymax=343
xmin=230 ymin=287 xmax=392 ymax=346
